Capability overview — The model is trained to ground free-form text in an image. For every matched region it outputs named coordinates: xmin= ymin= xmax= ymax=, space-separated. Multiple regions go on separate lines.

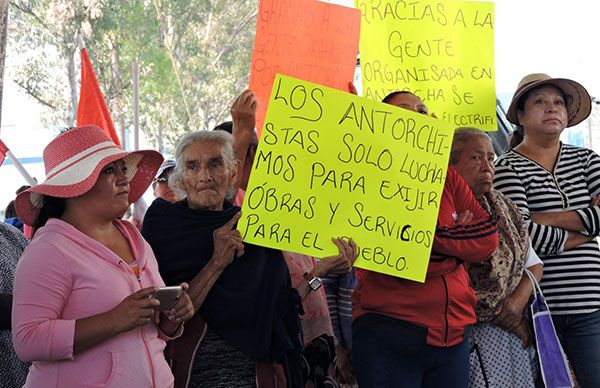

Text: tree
xmin=7 ymin=0 xmax=258 ymax=151
xmin=0 ymin=0 xmax=9 ymax=129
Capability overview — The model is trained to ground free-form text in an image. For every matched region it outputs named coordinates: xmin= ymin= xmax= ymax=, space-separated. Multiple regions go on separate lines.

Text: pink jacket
xmin=12 ymin=219 xmax=177 ymax=388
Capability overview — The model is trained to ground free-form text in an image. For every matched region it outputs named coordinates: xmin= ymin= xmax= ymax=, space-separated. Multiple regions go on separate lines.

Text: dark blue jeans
xmin=352 ymin=317 xmax=470 ymax=388
xmin=552 ymin=309 xmax=600 ymax=388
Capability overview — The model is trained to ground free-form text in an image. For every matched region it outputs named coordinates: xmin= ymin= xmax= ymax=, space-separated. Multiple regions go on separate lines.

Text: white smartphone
xmin=151 ymin=286 xmax=184 ymax=311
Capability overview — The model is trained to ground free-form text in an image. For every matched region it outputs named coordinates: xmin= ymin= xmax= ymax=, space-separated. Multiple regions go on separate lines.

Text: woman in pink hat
xmin=495 ymin=73 xmax=600 ymax=387
xmin=11 ymin=125 xmax=194 ymax=388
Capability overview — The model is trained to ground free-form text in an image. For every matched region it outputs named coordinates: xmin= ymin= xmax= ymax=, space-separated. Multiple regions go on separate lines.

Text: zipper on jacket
xmin=120 ymin=260 xmax=158 ymax=388
xmin=441 ymin=274 xmax=449 ymax=347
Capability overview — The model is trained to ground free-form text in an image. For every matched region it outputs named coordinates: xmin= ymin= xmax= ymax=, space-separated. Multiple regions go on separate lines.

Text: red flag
xmin=77 ymin=48 xmax=121 ymax=146
xmin=0 ymin=138 xmax=8 ymax=166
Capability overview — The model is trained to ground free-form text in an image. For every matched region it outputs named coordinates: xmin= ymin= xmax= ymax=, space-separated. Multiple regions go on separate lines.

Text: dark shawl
xmin=142 ymin=198 xmax=303 ymax=387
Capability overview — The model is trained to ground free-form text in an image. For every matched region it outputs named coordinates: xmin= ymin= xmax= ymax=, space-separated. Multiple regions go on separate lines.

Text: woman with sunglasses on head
xmin=12 ymin=126 xmax=194 ymax=388
xmin=494 ymin=74 xmax=600 ymax=387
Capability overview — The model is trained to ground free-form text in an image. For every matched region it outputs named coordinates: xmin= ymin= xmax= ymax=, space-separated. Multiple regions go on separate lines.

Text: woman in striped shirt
xmin=494 ymin=73 xmax=600 ymax=388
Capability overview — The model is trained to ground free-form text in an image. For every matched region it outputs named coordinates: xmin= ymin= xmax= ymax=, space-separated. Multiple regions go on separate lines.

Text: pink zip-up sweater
xmin=12 ymin=218 xmax=177 ymax=388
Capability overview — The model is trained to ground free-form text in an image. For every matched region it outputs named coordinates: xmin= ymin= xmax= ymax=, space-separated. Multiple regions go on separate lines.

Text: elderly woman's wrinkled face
xmin=517 ymin=85 xmax=568 ymax=136
xmin=453 ymin=136 xmax=495 ymax=199
xmin=182 ymin=141 xmax=237 ymax=211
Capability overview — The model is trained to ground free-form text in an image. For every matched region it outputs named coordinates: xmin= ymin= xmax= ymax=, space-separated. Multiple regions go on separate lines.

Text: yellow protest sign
xmin=237 ymin=74 xmax=453 ymax=282
xmin=356 ymin=0 xmax=497 ymax=131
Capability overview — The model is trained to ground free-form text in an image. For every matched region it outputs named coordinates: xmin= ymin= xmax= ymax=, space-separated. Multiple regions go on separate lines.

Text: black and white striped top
xmin=494 ymin=143 xmax=600 ymax=315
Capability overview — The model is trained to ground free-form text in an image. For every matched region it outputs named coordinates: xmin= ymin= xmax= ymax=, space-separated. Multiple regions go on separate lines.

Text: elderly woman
xmin=11 ymin=125 xmax=194 ymax=387
xmin=223 ymin=91 xmax=361 ymax=387
xmin=218 ymin=113 xmax=359 ymax=387
xmin=351 ymin=91 xmax=499 ymax=388
xmin=449 ymin=127 xmax=543 ymax=387
xmin=494 ymin=74 xmax=600 ymax=387
xmin=0 ymin=223 xmax=30 ymax=387
xmin=142 ymin=129 xmax=360 ymax=388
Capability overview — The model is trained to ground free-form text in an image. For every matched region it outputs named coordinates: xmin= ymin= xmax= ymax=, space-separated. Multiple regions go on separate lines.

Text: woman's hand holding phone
xmin=108 ymin=286 xmax=160 ymax=333
xmin=152 ymin=286 xmax=184 ymax=311
xmin=159 ymin=283 xmax=194 ymax=324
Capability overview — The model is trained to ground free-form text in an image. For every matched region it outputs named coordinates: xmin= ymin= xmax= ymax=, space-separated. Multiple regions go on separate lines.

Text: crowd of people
xmin=0 ymin=71 xmax=598 ymax=388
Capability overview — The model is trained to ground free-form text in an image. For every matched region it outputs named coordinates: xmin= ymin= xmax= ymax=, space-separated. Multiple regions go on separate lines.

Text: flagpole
xmin=6 ymin=149 xmax=37 ymax=186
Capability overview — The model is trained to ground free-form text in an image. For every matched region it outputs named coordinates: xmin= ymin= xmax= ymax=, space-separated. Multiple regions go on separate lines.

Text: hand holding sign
xmin=314 ymin=237 xmax=358 ymax=277
xmin=238 ymin=75 xmax=454 ymax=282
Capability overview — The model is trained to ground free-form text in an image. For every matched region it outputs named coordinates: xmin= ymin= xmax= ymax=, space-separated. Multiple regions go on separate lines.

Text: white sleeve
xmin=524 ymin=238 xmax=543 ymax=268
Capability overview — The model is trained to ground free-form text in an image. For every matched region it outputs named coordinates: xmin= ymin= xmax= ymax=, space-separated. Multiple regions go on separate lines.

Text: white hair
xmin=449 ymin=127 xmax=492 ymax=165
xmin=168 ymin=130 xmax=237 ymax=199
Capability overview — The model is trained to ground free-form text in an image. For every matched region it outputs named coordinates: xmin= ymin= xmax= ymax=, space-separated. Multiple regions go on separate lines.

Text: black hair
xmin=382 ymin=90 xmax=413 ymax=104
xmin=508 ymin=127 xmax=525 ymax=149
xmin=213 ymin=120 xmax=258 ymax=160
xmin=508 ymin=90 xmax=530 ymax=148
xmin=34 ymin=196 xmax=66 ymax=233
xmin=4 ymin=200 xmax=16 ymax=219
xmin=212 ymin=121 xmax=233 ymax=134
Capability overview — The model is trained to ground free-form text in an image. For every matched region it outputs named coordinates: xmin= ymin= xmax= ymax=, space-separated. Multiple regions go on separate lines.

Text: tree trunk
xmin=157 ymin=119 xmax=164 ymax=153
xmin=67 ymin=43 xmax=78 ymax=127
xmin=0 ymin=0 xmax=10 ymax=132
xmin=108 ymin=35 xmax=126 ymax=146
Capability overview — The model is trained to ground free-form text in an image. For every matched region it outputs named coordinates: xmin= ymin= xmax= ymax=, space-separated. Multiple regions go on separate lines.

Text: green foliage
xmin=7 ymin=0 xmax=258 ymax=152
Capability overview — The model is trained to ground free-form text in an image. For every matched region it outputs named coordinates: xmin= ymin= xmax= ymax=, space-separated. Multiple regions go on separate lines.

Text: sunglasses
xmin=155 ymin=177 xmax=169 ymax=184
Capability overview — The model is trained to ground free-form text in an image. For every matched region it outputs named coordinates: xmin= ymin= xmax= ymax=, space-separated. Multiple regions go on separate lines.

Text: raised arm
xmin=230 ymin=90 xmax=258 ymax=192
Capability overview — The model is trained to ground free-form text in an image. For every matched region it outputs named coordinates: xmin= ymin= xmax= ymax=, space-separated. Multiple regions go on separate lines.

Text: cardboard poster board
xmin=238 ymin=74 xmax=454 ymax=282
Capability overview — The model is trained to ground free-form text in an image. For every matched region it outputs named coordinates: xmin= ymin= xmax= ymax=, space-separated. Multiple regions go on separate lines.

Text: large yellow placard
xmin=356 ymin=0 xmax=496 ymax=131
xmin=237 ymin=74 xmax=453 ymax=282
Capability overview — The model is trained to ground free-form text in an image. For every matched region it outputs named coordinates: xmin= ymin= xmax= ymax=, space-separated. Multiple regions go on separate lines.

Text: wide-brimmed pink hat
xmin=15 ymin=125 xmax=163 ymax=226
